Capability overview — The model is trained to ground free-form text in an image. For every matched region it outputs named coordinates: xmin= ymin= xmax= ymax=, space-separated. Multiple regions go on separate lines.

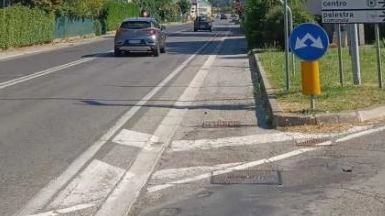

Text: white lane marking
xmin=315 ymin=141 xmax=334 ymax=146
xmin=170 ymin=134 xmax=280 ymax=152
xmin=147 ymin=126 xmax=384 ymax=193
xmin=170 ymin=128 xmax=372 ymax=152
xmin=335 ymin=125 xmax=385 ymax=143
xmin=96 ymin=32 xmax=230 ymax=216
xmin=0 ymin=58 xmax=95 ymax=90
xmin=151 ymin=162 xmax=242 ymax=181
xmin=148 ymin=125 xmax=385 ymax=192
xmin=148 ymin=147 xmax=316 ymax=193
xmin=48 ymin=160 xmax=125 ymax=210
xmin=29 ymin=203 xmax=95 ymax=216
xmin=112 ymin=129 xmax=158 ymax=148
xmin=174 ymin=28 xmax=190 ymax=33
xmin=15 ymin=34 xmax=216 ymax=216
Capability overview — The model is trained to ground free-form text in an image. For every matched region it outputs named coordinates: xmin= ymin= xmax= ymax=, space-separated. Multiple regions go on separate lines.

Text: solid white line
xmin=147 ymin=125 xmax=385 ymax=193
xmin=29 ymin=203 xmax=95 ymax=216
xmin=148 ymin=148 xmax=316 ymax=193
xmin=95 ymin=32 xmax=229 ymax=216
xmin=15 ymin=35 xmax=216 ymax=216
xmin=335 ymin=125 xmax=385 ymax=143
xmin=0 ymin=58 xmax=94 ymax=90
xmin=151 ymin=162 xmax=242 ymax=181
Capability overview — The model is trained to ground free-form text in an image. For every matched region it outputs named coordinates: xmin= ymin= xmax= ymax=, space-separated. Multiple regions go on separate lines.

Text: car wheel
xmin=194 ymin=28 xmax=197 ymax=32
xmin=153 ymin=44 xmax=160 ymax=57
xmin=114 ymin=48 xmax=122 ymax=57
xmin=160 ymin=45 xmax=166 ymax=53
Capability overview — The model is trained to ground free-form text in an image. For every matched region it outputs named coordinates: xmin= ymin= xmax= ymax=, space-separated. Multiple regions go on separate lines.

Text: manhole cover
xmin=210 ymin=170 xmax=282 ymax=185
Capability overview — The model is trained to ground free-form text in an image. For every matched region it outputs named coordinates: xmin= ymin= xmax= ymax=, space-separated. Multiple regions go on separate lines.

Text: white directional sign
xmin=322 ymin=0 xmax=385 ymax=23
xmin=295 ymin=33 xmax=325 ymax=50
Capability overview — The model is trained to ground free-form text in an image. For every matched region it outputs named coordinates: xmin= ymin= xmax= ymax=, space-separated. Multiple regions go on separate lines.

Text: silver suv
xmin=114 ymin=17 xmax=167 ymax=57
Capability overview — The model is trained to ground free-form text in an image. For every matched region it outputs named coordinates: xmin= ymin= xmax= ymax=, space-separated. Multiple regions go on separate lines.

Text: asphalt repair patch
xmin=210 ymin=170 xmax=282 ymax=185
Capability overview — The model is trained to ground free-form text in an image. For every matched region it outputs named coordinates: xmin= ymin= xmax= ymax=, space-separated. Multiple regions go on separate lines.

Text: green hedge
xmin=101 ymin=1 xmax=139 ymax=31
xmin=0 ymin=6 xmax=55 ymax=50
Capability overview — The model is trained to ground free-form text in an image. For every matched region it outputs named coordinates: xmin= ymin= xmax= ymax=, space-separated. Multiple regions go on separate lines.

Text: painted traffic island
xmin=251 ymin=24 xmax=385 ymax=128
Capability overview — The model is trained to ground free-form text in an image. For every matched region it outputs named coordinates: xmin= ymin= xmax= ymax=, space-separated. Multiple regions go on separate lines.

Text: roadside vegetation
xmin=243 ymin=0 xmax=314 ymax=49
xmin=258 ymin=47 xmax=385 ymax=113
xmin=0 ymin=0 xmax=190 ymax=50
xmin=242 ymin=0 xmax=385 ymax=114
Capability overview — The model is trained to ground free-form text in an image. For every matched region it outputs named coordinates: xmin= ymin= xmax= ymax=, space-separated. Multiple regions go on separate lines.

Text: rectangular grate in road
xmin=210 ymin=170 xmax=282 ymax=185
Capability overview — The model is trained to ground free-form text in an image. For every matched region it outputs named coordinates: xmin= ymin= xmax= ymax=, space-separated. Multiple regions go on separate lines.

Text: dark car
xmin=194 ymin=16 xmax=212 ymax=32
xmin=220 ymin=13 xmax=227 ymax=20
xmin=114 ymin=17 xmax=167 ymax=57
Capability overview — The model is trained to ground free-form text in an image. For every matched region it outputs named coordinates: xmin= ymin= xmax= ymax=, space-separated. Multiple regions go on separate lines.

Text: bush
xmin=244 ymin=0 xmax=314 ymax=49
xmin=101 ymin=1 xmax=139 ymax=31
xmin=0 ymin=6 xmax=55 ymax=50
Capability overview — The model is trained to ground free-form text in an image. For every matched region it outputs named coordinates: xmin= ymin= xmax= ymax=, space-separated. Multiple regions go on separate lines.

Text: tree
xmin=177 ymin=0 xmax=190 ymax=16
xmin=244 ymin=0 xmax=314 ymax=49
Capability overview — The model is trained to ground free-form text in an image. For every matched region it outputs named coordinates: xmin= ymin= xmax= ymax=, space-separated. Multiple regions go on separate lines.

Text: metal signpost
xmin=290 ymin=23 xmax=329 ymax=110
xmin=322 ymin=0 xmax=385 ymax=88
xmin=337 ymin=23 xmax=344 ymax=86
xmin=284 ymin=0 xmax=290 ymax=91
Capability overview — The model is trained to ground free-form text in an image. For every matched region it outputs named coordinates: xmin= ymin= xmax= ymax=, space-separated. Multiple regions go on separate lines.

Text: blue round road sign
xmin=290 ymin=23 xmax=329 ymax=61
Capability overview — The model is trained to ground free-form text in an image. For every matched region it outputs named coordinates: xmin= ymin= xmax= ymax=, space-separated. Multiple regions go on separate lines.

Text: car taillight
xmin=143 ymin=29 xmax=156 ymax=35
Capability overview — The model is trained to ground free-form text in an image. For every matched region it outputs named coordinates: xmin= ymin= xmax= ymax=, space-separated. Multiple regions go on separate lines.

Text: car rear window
xmin=120 ymin=21 xmax=151 ymax=29
xmin=197 ymin=17 xmax=207 ymax=21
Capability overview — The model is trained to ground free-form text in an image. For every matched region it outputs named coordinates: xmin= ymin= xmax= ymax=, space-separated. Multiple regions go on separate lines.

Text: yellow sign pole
xmin=301 ymin=61 xmax=321 ymax=109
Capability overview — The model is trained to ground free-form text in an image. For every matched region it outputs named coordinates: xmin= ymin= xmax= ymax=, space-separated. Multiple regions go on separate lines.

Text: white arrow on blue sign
xmin=290 ymin=23 xmax=329 ymax=61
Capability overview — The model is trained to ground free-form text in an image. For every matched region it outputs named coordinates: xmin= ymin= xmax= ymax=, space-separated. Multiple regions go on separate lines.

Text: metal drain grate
xmin=295 ymin=138 xmax=330 ymax=147
xmin=210 ymin=170 xmax=282 ymax=185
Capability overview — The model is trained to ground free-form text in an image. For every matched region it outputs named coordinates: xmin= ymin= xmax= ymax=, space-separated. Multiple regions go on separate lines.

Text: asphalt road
xmin=136 ymin=128 xmax=385 ymax=216
xmin=0 ymin=21 xmax=232 ymax=216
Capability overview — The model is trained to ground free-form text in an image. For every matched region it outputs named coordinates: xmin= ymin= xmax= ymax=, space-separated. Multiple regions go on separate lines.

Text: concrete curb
xmin=250 ymin=52 xmax=385 ymax=128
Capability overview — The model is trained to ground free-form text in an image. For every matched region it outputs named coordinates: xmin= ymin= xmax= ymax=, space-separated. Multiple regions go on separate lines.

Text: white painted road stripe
xmin=0 ymin=58 xmax=95 ymax=90
xmin=148 ymin=147 xmax=317 ymax=193
xmin=170 ymin=132 xmax=325 ymax=152
xmin=29 ymin=203 xmax=95 ymax=216
xmin=15 ymin=34 xmax=217 ymax=216
xmin=148 ymin=125 xmax=385 ymax=193
xmin=48 ymin=160 xmax=125 ymax=210
xmin=335 ymin=125 xmax=385 ymax=143
xmin=95 ymin=32 xmax=229 ymax=216
xmin=151 ymin=162 xmax=243 ymax=181
xmin=112 ymin=129 xmax=158 ymax=148
xmin=170 ymin=126 xmax=373 ymax=152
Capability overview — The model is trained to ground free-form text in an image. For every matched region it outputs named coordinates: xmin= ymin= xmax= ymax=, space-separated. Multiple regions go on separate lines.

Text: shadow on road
xmin=81 ymin=25 xmax=246 ymax=58
xmin=81 ymin=37 xmax=247 ymax=59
